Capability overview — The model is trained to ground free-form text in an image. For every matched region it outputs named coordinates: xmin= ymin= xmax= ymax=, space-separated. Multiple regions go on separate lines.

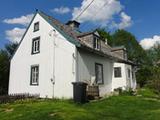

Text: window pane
xmin=114 ymin=67 xmax=122 ymax=78
xmin=32 ymin=37 xmax=40 ymax=54
xmin=93 ymin=37 xmax=97 ymax=49
xmin=31 ymin=66 xmax=39 ymax=85
xmin=97 ymin=39 xmax=100 ymax=49
xmin=34 ymin=41 xmax=37 ymax=52
xmin=93 ymin=36 xmax=100 ymax=50
xmin=37 ymin=40 xmax=39 ymax=52
xmin=95 ymin=63 xmax=103 ymax=84
xmin=128 ymin=69 xmax=130 ymax=78
xmin=34 ymin=22 xmax=39 ymax=32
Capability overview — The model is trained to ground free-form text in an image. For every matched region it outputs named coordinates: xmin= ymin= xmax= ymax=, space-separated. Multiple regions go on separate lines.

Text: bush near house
xmin=146 ymin=66 xmax=160 ymax=92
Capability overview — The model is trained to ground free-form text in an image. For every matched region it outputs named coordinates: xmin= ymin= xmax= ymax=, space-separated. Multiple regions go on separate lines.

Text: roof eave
xmin=38 ymin=11 xmax=81 ymax=47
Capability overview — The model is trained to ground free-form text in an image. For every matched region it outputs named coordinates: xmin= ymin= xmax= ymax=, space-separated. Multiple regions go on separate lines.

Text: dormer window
xmin=34 ymin=22 xmax=39 ymax=32
xmin=93 ymin=36 xmax=100 ymax=50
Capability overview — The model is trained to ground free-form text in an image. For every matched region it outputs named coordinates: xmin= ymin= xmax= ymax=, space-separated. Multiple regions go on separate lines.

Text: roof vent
xmin=66 ymin=20 xmax=80 ymax=30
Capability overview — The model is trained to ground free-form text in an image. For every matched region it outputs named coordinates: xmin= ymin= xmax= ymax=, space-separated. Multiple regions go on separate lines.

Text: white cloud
xmin=72 ymin=0 xmax=132 ymax=29
xmin=72 ymin=0 xmax=122 ymax=23
xmin=3 ymin=14 xmax=33 ymax=26
xmin=115 ymin=12 xmax=132 ymax=29
xmin=140 ymin=35 xmax=160 ymax=50
xmin=50 ymin=6 xmax=71 ymax=14
xmin=5 ymin=27 xmax=26 ymax=43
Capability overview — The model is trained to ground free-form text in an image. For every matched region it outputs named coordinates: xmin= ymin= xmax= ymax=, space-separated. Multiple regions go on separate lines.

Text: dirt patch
xmin=5 ymin=108 xmax=14 ymax=112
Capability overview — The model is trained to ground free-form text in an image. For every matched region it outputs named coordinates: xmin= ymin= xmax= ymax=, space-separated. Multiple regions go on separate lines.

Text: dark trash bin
xmin=72 ymin=82 xmax=87 ymax=103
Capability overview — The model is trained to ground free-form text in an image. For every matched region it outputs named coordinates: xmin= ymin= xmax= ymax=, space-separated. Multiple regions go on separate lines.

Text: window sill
xmin=31 ymin=51 xmax=40 ymax=55
xmin=33 ymin=29 xmax=39 ymax=32
xmin=30 ymin=84 xmax=39 ymax=86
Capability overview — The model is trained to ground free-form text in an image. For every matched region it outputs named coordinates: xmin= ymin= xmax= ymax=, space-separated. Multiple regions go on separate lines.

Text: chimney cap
xmin=66 ymin=20 xmax=80 ymax=26
xmin=66 ymin=20 xmax=80 ymax=29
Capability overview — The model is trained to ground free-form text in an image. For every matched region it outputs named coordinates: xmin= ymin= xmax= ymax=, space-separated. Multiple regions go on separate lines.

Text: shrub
xmin=147 ymin=66 xmax=160 ymax=92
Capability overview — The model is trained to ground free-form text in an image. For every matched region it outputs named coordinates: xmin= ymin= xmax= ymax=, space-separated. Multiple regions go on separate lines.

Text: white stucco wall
xmin=112 ymin=62 xmax=137 ymax=91
xmin=9 ymin=13 xmax=76 ymax=98
xmin=77 ymin=49 xmax=114 ymax=97
xmin=112 ymin=63 xmax=127 ymax=91
xmin=125 ymin=64 xmax=137 ymax=90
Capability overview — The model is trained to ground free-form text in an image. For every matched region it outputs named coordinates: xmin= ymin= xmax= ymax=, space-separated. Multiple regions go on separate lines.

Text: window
xmin=132 ymin=71 xmax=134 ymax=79
xmin=34 ymin=22 xmax=39 ymax=32
xmin=95 ymin=63 xmax=103 ymax=84
xmin=32 ymin=37 xmax=40 ymax=54
xmin=128 ymin=69 xmax=131 ymax=78
xmin=30 ymin=65 xmax=39 ymax=85
xmin=93 ymin=36 xmax=100 ymax=50
xmin=114 ymin=67 xmax=122 ymax=78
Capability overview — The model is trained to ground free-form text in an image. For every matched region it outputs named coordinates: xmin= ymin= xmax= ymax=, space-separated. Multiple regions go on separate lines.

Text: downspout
xmin=49 ymin=29 xmax=56 ymax=98
xmin=75 ymin=47 xmax=79 ymax=82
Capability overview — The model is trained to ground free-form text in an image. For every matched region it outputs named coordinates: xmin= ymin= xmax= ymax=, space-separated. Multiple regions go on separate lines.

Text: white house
xmin=111 ymin=47 xmax=137 ymax=91
xmin=8 ymin=10 xmax=136 ymax=98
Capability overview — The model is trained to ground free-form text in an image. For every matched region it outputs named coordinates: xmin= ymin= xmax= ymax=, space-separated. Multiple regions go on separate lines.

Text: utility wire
xmin=80 ymin=0 xmax=112 ymax=30
xmin=74 ymin=0 xmax=95 ymax=21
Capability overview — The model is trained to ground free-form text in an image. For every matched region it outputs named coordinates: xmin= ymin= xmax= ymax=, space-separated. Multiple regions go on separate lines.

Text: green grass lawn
xmin=0 ymin=89 xmax=160 ymax=120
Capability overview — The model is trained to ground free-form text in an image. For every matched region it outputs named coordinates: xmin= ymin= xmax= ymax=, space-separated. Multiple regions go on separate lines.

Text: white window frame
xmin=93 ymin=36 xmax=100 ymax=50
xmin=32 ymin=37 xmax=40 ymax=54
xmin=127 ymin=68 xmax=131 ymax=79
xmin=114 ymin=67 xmax=122 ymax=78
xmin=30 ymin=65 xmax=39 ymax=85
xmin=34 ymin=22 xmax=39 ymax=32
xmin=95 ymin=63 xmax=104 ymax=84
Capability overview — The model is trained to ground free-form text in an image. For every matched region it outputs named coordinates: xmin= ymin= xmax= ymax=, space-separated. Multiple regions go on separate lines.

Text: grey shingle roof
xmin=39 ymin=11 xmax=135 ymax=65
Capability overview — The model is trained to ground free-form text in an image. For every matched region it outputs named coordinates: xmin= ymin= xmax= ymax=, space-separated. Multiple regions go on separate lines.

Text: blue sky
xmin=0 ymin=0 xmax=160 ymax=49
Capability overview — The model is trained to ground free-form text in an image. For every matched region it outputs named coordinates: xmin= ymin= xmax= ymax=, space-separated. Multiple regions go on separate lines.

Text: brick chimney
xmin=66 ymin=20 xmax=80 ymax=30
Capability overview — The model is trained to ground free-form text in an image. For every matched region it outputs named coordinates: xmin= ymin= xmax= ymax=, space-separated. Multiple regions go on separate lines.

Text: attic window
xmin=34 ymin=22 xmax=39 ymax=32
xmin=93 ymin=36 xmax=100 ymax=50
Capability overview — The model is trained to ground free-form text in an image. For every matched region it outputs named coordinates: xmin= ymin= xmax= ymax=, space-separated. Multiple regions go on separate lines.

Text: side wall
xmin=77 ymin=49 xmax=114 ymax=97
xmin=112 ymin=63 xmax=127 ymax=91
xmin=125 ymin=64 xmax=137 ymax=90
xmin=9 ymin=13 xmax=76 ymax=98
xmin=112 ymin=62 xmax=137 ymax=91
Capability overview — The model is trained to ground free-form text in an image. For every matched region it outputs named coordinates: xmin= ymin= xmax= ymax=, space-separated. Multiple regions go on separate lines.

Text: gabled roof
xmin=112 ymin=46 xmax=127 ymax=51
xmin=38 ymin=11 xmax=81 ymax=47
xmin=11 ymin=10 xmax=136 ymax=65
xmin=11 ymin=10 xmax=81 ymax=60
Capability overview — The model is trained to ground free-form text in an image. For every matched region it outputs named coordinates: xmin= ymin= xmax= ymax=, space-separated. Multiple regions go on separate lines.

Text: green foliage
xmin=98 ymin=29 xmax=148 ymax=65
xmin=120 ymin=88 xmax=135 ymax=96
xmin=97 ymin=28 xmax=112 ymax=45
xmin=146 ymin=44 xmax=160 ymax=66
xmin=0 ymin=42 xmax=18 ymax=95
xmin=97 ymin=29 xmax=152 ymax=87
xmin=1 ymin=94 xmax=160 ymax=120
xmin=136 ymin=66 xmax=152 ymax=87
xmin=147 ymin=66 xmax=160 ymax=92
xmin=0 ymin=50 xmax=10 ymax=94
xmin=111 ymin=30 xmax=148 ymax=65
xmin=137 ymin=88 xmax=159 ymax=98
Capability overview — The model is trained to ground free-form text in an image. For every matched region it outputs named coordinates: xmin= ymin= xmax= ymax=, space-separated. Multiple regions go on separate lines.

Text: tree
xmin=0 ymin=42 xmax=18 ymax=95
xmin=150 ymin=43 xmax=160 ymax=65
xmin=111 ymin=30 xmax=148 ymax=65
xmin=97 ymin=28 xmax=112 ymax=45
xmin=97 ymin=29 xmax=153 ymax=87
